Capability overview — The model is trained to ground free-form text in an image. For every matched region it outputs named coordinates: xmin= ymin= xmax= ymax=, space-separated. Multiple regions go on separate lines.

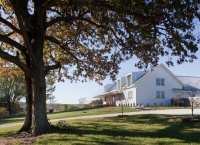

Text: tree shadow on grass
xmin=47 ymin=106 xmax=104 ymax=115
xmin=42 ymin=115 xmax=200 ymax=144
xmin=0 ymin=114 xmax=25 ymax=125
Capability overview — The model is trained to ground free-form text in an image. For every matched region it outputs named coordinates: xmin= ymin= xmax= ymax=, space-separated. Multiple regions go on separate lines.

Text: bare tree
xmin=173 ymin=95 xmax=184 ymax=107
xmin=150 ymin=96 xmax=158 ymax=107
xmin=78 ymin=97 xmax=86 ymax=108
xmin=185 ymin=82 xmax=200 ymax=120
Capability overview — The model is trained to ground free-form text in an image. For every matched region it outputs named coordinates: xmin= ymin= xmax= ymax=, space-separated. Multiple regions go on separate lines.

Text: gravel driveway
xmin=1 ymin=109 xmax=200 ymax=129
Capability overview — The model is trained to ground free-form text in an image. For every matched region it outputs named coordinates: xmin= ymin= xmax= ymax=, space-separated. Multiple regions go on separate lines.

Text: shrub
xmin=67 ymin=105 xmax=76 ymax=111
xmin=88 ymin=99 xmax=103 ymax=107
xmin=0 ymin=107 xmax=8 ymax=116
xmin=63 ymin=104 xmax=68 ymax=111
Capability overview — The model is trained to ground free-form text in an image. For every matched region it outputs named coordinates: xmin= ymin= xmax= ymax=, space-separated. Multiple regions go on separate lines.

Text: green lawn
xmin=150 ymin=106 xmax=190 ymax=110
xmin=1 ymin=114 xmax=200 ymax=145
xmin=0 ymin=107 xmax=136 ymax=125
xmin=0 ymin=114 xmax=25 ymax=125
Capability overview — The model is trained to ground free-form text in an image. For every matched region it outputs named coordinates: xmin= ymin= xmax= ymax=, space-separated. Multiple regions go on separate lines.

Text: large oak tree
xmin=0 ymin=0 xmax=199 ymax=135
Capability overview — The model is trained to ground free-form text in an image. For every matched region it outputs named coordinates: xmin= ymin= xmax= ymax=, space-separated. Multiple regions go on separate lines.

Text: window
xmin=156 ymin=91 xmax=165 ymax=99
xmin=156 ymin=78 xmax=165 ymax=86
xmin=128 ymin=91 xmax=133 ymax=99
xmin=156 ymin=78 xmax=160 ymax=86
xmin=161 ymin=91 xmax=165 ymax=99
xmin=161 ymin=78 xmax=164 ymax=86
xmin=156 ymin=91 xmax=160 ymax=99
xmin=127 ymin=74 xmax=131 ymax=86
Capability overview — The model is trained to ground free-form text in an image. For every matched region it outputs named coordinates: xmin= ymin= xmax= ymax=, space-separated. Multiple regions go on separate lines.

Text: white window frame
xmin=156 ymin=78 xmax=160 ymax=86
xmin=156 ymin=78 xmax=165 ymax=86
xmin=127 ymin=74 xmax=131 ymax=86
xmin=156 ymin=91 xmax=160 ymax=99
xmin=156 ymin=91 xmax=165 ymax=99
xmin=161 ymin=91 xmax=165 ymax=99
xmin=161 ymin=78 xmax=164 ymax=86
xmin=128 ymin=91 xmax=133 ymax=99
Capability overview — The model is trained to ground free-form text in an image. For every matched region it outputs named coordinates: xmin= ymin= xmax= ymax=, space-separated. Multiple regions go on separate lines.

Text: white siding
xmin=123 ymin=87 xmax=137 ymax=106
xmin=117 ymin=77 xmax=126 ymax=90
xmin=117 ymin=79 xmax=121 ymax=90
xmin=135 ymin=65 xmax=183 ymax=106
xmin=126 ymin=74 xmax=132 ymax=87
xmin=121 ymin=77 xmax=126 ymax=87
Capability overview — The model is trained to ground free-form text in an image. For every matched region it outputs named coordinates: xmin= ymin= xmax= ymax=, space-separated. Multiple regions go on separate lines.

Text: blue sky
xmin=53 ymin=51 xmax=200 ymax=104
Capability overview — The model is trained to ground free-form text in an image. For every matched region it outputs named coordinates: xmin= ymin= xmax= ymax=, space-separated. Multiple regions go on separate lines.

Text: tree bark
xmin=6 ymin=95 xmax=13 ymax=116
xmin=31 ymin=60 xmax=50 ymax=135
xmin=192 ymin=102 xmax=194 ymax=120
xmin=19 ymin=75 xmax=32 ymax=132
xmin=8 ymin=99 xmax=12 ymax=116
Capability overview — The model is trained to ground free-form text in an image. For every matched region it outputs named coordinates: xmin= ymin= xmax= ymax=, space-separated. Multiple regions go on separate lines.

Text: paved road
xmin=1 ymin=109 xmax=200 ymax=129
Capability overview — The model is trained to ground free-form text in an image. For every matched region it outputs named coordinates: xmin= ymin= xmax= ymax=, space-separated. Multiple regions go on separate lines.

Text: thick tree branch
xmin=46 ymin=9 xmax=90 ymax=28
xmin=81 ymin=18 xmax=120 ymax=40
xmin=45 ymin=36 xmax=79 ymax=63
xmin=42 ymin=0 xmax=57 ymax=11
xmin=0 ymin=49 xmax=32 ymax=77
xmin=0 ymin=17 xmax=22 ymax=35
xmin=44 ymin=62 xmax=61 ymax=75
xmin=47 ymin=15 xmax=119 ymax=41
xmin=0 ymin=34 xmax=26 ymax=54
xmin=10 ymin=1 xmax=36 ymax=64
xmin=48 ymin=8 xmax=64 ymax=16
xmin=46 ymin=16 xmax=78 ymax=28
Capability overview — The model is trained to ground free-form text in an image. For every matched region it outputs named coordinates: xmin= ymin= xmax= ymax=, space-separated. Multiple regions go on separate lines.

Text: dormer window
xmin=117 ymin=79 xmax=121 ymax=90
xmin=127 ymin=74 xmax=131 ymax=86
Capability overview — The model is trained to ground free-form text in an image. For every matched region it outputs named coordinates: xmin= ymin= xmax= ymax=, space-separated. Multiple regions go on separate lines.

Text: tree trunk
xmin=7 ymin=95 xmax=12 ymax=116
xmin=121 ymin=104 xmax=124 ymax=116
xmin=192 ymin=102 xmax=194 ymax=120
xmin=19 ymin=75 xmax=32 ymax=132
xmin=8 ymin=104 xmax=12 ymax=116
xmin=31 ymin=62 xmax=50 ymax=135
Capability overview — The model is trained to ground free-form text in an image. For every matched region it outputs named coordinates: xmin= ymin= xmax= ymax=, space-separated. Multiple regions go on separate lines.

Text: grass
xmin=0 ymin=107 xmax=136 ymax=125
xmin=1 ymin=114 xmax=200 ymax=144
xmin=0 ymin=126 xmax=21 ymax=137
xmin=47 ymin=107 xmax=137 ymax=120
xmin=150 ymin=106 xmax=190 ymax=110
xmin=0 ymin=114 xmax=25 ymax=125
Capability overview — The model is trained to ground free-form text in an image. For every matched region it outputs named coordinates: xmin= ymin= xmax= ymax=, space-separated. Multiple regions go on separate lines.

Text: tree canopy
xmin=0 ymin=0 xmax=199 ymax=135
xmin=0 ymin=0 xmax=199 ymax=82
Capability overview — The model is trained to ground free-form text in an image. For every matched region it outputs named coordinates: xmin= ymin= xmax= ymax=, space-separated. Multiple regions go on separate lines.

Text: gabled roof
xmin=133 ymin=63 xmax=183 ymax=86
xmin=107 ymin=83 xmax=117 ymax=92
xmin=132 ymin=71 xmax=148 ymax=84
xmin=94 ymin=63 xmax=200 ymax=99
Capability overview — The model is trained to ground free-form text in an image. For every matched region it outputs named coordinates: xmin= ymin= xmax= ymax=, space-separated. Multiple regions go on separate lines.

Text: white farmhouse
xmin=94 ymin=63 xmax=200 ymax=107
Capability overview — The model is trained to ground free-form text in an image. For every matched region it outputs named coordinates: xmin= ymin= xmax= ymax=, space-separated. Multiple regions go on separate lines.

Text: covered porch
xmin=94 ymin=90 xmax=123 ymax=106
